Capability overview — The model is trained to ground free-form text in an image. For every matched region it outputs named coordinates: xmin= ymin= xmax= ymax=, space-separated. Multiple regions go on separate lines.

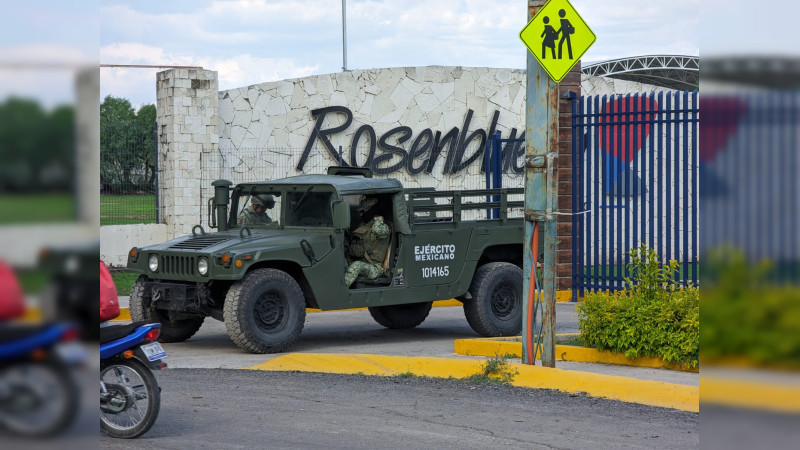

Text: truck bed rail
xmin=407 ymin=188 xmax=525 ymax=226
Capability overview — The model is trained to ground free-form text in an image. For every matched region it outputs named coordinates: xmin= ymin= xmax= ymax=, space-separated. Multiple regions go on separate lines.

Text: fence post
xmin=492 ymin=131 xmax=502 ymax=218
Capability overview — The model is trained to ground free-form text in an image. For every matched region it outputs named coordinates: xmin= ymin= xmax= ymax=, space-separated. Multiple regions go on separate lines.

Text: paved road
xmin=99 ymin=369 xmax=699 ymax=449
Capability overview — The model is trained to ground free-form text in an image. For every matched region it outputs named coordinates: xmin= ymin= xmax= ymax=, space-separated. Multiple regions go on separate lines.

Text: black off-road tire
xmin=223 ymin=268 xmax=306 ymax=354
xmin=368 ymin=302 xmax=433 ymax=329
xmin=463 ymin=262 xmax=523 ymax=337
xmin=129 ymin=275 xmax=205 ymax=343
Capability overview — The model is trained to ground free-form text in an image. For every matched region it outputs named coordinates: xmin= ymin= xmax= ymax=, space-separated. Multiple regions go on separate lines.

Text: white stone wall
xmin=156 ymin=69 xmax=219 ymax=238
xmin=100 ymin=224 xmax=169 ymax=267
xmin=217 ymin=66 xmax=528 ymax=190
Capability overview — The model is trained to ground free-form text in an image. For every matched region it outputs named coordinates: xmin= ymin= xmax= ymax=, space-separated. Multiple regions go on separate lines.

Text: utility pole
xmin=342 ymin=0 xmax=348 ymax=71
xmin=522 ymin=0 xmax=558 ymax=368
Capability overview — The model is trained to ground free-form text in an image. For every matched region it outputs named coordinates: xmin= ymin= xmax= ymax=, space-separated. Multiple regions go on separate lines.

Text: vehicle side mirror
xmin=331 ymin=200 xmax=350 ymax=231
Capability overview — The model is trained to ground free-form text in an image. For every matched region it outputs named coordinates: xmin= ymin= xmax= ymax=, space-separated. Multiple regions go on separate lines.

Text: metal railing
xmin=571 ymin=91 xmax=700 ymax=294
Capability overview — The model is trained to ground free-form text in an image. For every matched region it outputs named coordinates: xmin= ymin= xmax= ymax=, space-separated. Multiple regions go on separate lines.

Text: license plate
xmin=56 ymin=342 xmax=87 ymax=364
xmin=140 ymin=342 xmax=167 ymax=361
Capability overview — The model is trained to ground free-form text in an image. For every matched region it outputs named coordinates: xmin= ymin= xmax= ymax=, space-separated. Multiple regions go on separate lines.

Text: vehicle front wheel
xmin=128 ymin=275 xmax=205 ymax=343
xmin=223 ymin=269 xmax=306 ymax=354
xmin=368 ymin=302 xmax=433 ymax=329
xmin=100 ymin=358 xmax=161 ymax=439
xmin=463 ymin=262 xmax=523 ymax=336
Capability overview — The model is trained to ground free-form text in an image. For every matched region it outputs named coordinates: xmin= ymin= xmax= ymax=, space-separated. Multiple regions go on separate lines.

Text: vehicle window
xmin=285 ymin=190 xmax=333 ymax=227
xmin=236 ymin=192 xmax=282 ymax=228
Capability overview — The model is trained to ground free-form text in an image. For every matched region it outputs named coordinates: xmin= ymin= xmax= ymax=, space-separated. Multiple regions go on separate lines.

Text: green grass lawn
xmin=111 ymin=271 xmax=140 ymax=296
xmin=101 ymin=194 xmax=156 ymax=226
xmin=0 ymin=194 xmax=75 ymax=224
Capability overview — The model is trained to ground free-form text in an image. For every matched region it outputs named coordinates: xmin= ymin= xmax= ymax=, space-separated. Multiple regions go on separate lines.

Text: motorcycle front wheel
xmin=100 ymin=358 xmax=160 ymax=439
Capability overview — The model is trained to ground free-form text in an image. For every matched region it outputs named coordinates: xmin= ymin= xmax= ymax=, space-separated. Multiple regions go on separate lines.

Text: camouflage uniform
xmin=237 ymin=209 xmax=272 ymax=226
xmin=345 ymin=215 xmax=391 ymax=287
xmin=237 ymin=195 xmax=274 ymax=226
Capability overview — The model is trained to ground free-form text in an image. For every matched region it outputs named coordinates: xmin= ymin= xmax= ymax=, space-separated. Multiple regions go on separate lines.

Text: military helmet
xmin=252 ymin=195 xmax=275 ymax=208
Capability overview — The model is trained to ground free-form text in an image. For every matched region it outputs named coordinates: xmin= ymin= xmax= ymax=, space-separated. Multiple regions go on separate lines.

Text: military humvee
xmin=126 ymin=167 xmax=525 ymax=353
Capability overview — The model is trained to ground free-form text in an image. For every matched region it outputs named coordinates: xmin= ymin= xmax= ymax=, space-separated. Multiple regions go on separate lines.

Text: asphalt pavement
xmin=99 ymin=369 xmax=699 ymax=449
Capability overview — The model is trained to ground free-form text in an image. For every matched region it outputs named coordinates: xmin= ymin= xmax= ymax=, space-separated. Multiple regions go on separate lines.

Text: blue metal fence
xmin=571 ymin=91 xmax=699 ymax=295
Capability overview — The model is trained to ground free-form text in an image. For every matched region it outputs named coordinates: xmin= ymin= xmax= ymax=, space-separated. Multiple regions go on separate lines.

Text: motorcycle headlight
xmin=148 ymin=255 xmax=159 ymax=272
xmin=198 ymin=257 xmax=209 ymax=276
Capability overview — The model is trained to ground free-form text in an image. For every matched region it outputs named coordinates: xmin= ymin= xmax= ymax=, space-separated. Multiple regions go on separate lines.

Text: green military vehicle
xmin=126 ymin=167 xmax=525 ymax=354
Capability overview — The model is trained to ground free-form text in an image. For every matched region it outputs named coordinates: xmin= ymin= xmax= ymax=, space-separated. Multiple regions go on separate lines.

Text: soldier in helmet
xmin=238 ymin=194 xmax=275 ymax=226
xmin=345 ymin=197 xmax=391 ymax=287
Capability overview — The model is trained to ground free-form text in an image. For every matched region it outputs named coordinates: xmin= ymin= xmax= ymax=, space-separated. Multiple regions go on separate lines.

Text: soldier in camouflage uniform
xmin=237 ymin=195 xmax=275 ymax=226
xmin=345 ymin=197 xmax=391 ymax=287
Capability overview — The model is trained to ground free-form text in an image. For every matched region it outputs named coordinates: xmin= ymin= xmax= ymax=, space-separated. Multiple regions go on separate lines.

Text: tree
xmin=0 ymin=98 xmax=74 ymax=192
xmin=100 ymin=95 xmax=156 ymax=194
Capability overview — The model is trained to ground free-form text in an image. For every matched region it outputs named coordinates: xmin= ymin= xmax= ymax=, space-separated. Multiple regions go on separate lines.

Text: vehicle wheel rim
xmin=100 ymin=365 xmax=149 ymax=432
xmin=254 ymin=292 xmax=287 ymax=333
xmin=491 ymin=283 xmax=518 ymax=320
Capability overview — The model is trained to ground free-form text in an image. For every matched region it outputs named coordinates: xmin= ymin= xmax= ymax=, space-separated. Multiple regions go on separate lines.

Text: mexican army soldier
xmin=238 ymin=195 xmax=275 ymax=226
xmin=345 ymin=197 xmax=391 ymax=287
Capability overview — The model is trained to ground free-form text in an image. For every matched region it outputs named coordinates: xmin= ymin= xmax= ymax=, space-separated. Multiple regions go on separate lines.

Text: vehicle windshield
xmin=285 ymin=189 xmax=334 ymax=227
xmin=235 ymin=190 xmax=282 ymax=228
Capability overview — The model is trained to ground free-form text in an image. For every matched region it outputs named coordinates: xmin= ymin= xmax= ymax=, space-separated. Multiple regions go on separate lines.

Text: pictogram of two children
xmin=541 ymin=9 xmax=575 ymax=59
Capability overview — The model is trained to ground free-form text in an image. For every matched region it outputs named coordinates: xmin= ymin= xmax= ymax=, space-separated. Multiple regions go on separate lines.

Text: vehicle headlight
xmin=148 ymin=255 xmax=159 ymax=272
xmin=198 ymin=257 xmax=209 ymax=276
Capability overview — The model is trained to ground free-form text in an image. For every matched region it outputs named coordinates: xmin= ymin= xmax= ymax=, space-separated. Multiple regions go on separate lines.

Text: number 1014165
xmin=422 ymin=266 xmax=449 ymax=278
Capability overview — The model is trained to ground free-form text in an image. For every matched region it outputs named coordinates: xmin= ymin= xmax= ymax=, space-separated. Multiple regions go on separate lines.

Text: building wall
xmin=216 ymin=66 xmax=529 ymax=191
xmin=101 ymin=224 xmax=168 ymax=267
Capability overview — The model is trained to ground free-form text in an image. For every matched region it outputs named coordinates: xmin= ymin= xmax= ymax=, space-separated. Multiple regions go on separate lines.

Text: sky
xmin=98 ymin=0 xmax=701 ymax=109
xmin=4 ymin=1 xmax=800 ymax=110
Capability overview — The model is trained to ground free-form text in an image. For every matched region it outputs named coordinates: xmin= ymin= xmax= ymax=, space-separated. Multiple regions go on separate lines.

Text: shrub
xmin=701 ymin=248 xmax=800 ymax=368
xmin=577 ymin=245 xmax=699 ymax=368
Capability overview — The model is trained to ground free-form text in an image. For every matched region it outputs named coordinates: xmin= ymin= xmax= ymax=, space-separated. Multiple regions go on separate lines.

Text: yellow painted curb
xmin=21 ymin=308 xmax=42 ymax=321
xmin=112 ymin=308 xmax=131 ymax=321
xmin=700 ymin=377 xmax=800 ymax=414
xmin=454 ymin=337 xmax=698 ymax=372
xmin=556 ymin=290 xmax=577 ymax=302
xmin=246 ymin=353 xmax=698 ymax=412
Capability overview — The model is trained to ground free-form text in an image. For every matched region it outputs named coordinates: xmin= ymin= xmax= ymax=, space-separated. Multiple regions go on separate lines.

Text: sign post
xmin=520 ymin=0 xmax=595 ymax=367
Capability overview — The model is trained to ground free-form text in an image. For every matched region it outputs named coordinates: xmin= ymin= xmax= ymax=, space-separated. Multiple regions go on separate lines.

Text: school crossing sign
xmin=519 ymin=0 xmax=596 ymax=83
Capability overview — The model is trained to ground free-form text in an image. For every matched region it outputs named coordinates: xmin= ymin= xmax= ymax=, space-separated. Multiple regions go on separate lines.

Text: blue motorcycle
xmin=100 ymin=321 xmax=166 ymax=439
xmin=0 ymin=322 xmax=83 ymax=437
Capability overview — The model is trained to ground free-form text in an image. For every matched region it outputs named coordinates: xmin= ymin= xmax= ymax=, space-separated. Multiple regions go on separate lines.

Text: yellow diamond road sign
xmin=519 ymin=0 xmax=596 ymax=83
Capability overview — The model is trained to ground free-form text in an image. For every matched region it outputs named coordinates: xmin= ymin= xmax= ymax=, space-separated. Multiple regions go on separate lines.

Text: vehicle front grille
xmin=160 ymin=255 xmax=196 ymax=276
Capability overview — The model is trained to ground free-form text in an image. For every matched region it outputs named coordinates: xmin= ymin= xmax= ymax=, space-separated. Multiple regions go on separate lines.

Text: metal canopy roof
xmin=701 ymin=56 xmax=800 ymax=89
xmin=582 ymin=55 xmax=699 ymax=91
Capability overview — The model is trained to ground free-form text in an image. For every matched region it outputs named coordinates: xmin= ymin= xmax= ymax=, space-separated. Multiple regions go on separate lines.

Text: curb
xmin=454 ymin=337 xmax=698 ymax=373
xmin=246 ymin=353 xmax=698 ymax=412
xmin=700 ymin=376 xmax=800 ymax=414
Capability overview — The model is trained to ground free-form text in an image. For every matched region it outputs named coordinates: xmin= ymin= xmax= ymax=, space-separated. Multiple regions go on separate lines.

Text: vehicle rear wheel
xmin=223 ymin=269 xmax=306 ymax=354
xmin=368 ymin=302 xmax=433 ymax=329
xmin=463 ymin=262 xmax=523 ymax=336
xmin=129 ymin=275 xmax=205 ymax=343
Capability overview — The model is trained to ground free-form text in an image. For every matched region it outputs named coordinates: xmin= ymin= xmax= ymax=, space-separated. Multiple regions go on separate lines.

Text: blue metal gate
xmin=571 ymin=91 xmax=699 ymax=295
